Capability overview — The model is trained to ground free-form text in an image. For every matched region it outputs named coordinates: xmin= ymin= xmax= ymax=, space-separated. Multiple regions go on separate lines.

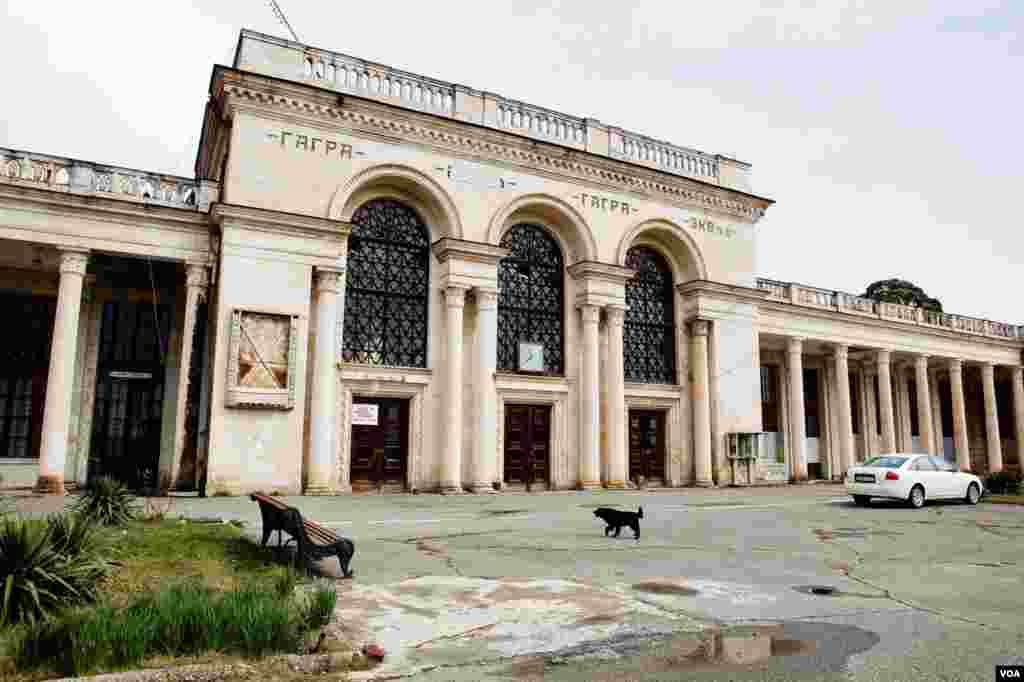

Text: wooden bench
xmin=250 ymin=494 xmax=355 ymax=578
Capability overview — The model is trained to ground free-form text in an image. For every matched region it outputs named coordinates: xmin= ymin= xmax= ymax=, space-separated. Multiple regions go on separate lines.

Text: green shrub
xmin=302 ymin=580 xmax=337 ymax=629
xmin=0 ymin=516 xmax=110 ymax=626
xmin=14 ymin=580 xmax=311 ymax=676
xmin=984 ymin=470 xmax=1022 ymax=495
xmin=72 ymin=476 xmax=137 ymax=526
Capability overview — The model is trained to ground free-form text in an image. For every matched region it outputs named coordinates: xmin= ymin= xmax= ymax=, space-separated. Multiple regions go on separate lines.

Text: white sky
xmin=1 ymin=1 xmax=1020 ymax=323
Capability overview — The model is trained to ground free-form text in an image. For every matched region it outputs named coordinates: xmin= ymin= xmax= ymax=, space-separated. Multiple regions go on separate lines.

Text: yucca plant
xmin=0 ymin=517 xmax=93 ymax=626
xmin=72 ymin=476 xmax=137 ymax=526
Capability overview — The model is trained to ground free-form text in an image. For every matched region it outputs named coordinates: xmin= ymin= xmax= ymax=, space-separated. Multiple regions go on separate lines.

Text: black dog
xmin=593 ymin=506 xmax=643 ymax=540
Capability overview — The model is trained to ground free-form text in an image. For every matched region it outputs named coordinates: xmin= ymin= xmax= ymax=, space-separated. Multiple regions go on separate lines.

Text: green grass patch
xmin=13 ymin=579 xmax=325 ymax=677
xmin=105 ymin=519 xmax=286 ymax=601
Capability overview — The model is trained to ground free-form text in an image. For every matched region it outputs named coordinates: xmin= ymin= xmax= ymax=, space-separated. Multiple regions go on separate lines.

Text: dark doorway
xmin=349 ymin=397 xmax=408 ymax=491
xmin=629 ymin=410 xmax=666 ymax=483
xmin=0 ymin=293 xmax=55 ymax=461
xmin=503 ymin=404 xmax=551 ymax=490
xmin=89 ymin=301 xmax=171 ymax=492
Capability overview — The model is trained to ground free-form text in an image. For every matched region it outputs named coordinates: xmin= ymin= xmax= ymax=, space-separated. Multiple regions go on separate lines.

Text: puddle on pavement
xmin=814 ymin=527 xmax=903 ymax=541
xmin=792 ymin=584 xmax=887 ymax=599
xmin=480 ymin=509 xmax=531 ymax=516
xmin=499 ymin=621 xmax=879 ymax=680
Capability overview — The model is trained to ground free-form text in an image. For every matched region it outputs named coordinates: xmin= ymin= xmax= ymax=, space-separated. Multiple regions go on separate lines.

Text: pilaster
xmin=690 ymin=320 xmax=713 ymax=486
xmin=604 ymin=306 xmax=627 ymax=489
xmin=306 ymin=266 xmax=344 ymax=495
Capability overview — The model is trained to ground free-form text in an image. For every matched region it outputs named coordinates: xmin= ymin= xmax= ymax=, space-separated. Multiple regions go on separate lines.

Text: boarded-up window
xmin=761 ymin=366 xmax=779 ymax=432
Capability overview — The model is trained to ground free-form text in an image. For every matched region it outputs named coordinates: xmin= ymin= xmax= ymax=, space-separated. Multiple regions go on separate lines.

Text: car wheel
xmin=908 ymin=484 xmax=925 ymax=509
xmin=853 ymin=495 xmax=870 ymax=507
xmin=965 ymin=482 xmax=980 ymax=505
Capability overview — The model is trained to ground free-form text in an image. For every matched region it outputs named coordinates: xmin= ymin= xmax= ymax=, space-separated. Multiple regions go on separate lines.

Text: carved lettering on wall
xmin=434 ymin=162 xmax=516 ymax=190
xmin=572 ymin=192 xmax=638 ymax=215
xmin=266 ymin=130 xmax=360 ymax=159
xmin=688 ymin=216 xmax=735 ymax=239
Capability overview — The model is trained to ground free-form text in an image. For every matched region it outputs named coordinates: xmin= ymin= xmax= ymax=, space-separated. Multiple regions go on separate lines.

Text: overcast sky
xmin=1 ymin=1 xmax=1020 ymax=323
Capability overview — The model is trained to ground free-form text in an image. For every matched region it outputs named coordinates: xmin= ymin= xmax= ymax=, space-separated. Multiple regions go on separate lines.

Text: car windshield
xmin=863 ymin=456 xmax=908 ymax=469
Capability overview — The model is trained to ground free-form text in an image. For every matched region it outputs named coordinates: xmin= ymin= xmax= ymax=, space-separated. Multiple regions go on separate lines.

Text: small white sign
xmin=352 ymin=403 xmax=379 ymax=426
xmin=109 ymin=371 xmax=153 ymax=380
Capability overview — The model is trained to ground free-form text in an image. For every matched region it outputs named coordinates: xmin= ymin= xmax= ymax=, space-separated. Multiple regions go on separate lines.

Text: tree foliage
xmin=862 ymin=278 xmax=943 ymax=312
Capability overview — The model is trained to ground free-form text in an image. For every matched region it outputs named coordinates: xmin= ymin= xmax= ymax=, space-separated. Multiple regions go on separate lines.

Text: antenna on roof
xmin=267 ymin=0 xmax=301 ymax=43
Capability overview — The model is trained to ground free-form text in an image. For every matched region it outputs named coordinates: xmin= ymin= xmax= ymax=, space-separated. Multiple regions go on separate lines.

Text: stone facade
xmin=0 ymin=29 xmax=1021 ymax=495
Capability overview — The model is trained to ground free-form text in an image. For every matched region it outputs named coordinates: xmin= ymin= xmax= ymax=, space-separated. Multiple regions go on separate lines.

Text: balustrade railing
xmin=1 ymin=148 xmax=201 ymax=209
xmin=755 ymin=278 xmax=1021 ymax=341
xmin=302 ymin=52 xmax=456 ymax=115
xmin=612 ymin=131 xmax=719 ymax=181
xmin=492 ymin=97 xmax=587 ymax=147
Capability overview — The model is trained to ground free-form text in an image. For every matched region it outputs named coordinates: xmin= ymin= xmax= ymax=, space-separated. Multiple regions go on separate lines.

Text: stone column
xmin=862 ymin=369 xmax=877 ymax=458
xmin=786 ymin=337 xmax=808 ymax=482
xmin=981 ymin=362 xmax=1003 ymax=473
xmin=896 ymin=365 xmax=912 ymax=451
xmin=1012 ymin=366 xmax=1024 ymax=470
xmin=605 ymin=306 xmax=627 ymax=489
xmin=949 ymin=359 xmax=971 ymax=471
xmin=578 ymin=303 xmax=602 ymax=489
xmin=165 ymin=264 xmax=209 ymax=492
xmin=37 ymin=249 xmax=89 ymax=494
xmin=471 ymin=288 xmax=499 ymax=493
xmin=914 ymin=355 xmax=934 ymax=455
xmin=833 ymin=344 xmax=855 ymax=476
xmin=306 ymin=267 xmax=343 ymax=495
xmin=690 ymin=320 xmax=713 ymax=486
xmin=876 ymin=351 xmax=897 ymax=453
xmin=440 ymin=286 xmax=468 ymax=493
xmin=929 ymin=369 xmax=944 ymax=457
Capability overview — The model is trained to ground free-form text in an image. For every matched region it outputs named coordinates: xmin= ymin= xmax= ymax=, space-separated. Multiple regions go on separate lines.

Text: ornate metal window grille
xmin=497 ymin=224 xmax=564 ymax=374
xmin=342 ymin=199 xmax=430 ymax=368
xmin=624 ymin=246 xmax=676 ymax=384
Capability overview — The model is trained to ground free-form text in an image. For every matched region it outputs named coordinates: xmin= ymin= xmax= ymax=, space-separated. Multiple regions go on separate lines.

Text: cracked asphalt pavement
xmin=23 ymin=484 xmax=1021 ymax=680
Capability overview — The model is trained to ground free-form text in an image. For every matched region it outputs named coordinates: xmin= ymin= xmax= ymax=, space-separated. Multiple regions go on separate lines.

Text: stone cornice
xmin=676 ymin=279 xmax=772 ymax=306
xmin=759 ymin=298 xmax=1024 ymax=352
xmin=430 ymin=238 xmax=508 ymax=266
xmin=0 ymin=182 xmax=211 ymax=232
xmin=212 ymin=68 xmax=772 ymax=223
xmin=566 ymin=260 xmax=635 ymax=285
xmin=210 ymin=202 xmax=351 ymax=241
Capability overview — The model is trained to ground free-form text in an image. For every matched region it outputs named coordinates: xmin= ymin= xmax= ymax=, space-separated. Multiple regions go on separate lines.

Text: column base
xmin=603 ymin=480 xmax=628 ymax=490
xmin=35 ymin=475 xmax=66 ymax=495
xmin=439 ymin=484 xmax=465 ymax=495
xmin=694 ymin=479 xmax=714 ymax=488
xmin=468 ymin=483 xmax=497 ymax=494
xmin=303 ymin=485 xmax=336 ymax=496
xmin=577 ymin=480 xmax=603 ymax=490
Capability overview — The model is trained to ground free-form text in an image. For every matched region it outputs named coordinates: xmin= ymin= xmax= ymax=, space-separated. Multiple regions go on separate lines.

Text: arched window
xmin=624 ymin=246 xmax=676 ymax=383
xmin=342 ymin=199 xmax=430 ymax=367
xmin=497 ymin=224 xmax=564 ymax=374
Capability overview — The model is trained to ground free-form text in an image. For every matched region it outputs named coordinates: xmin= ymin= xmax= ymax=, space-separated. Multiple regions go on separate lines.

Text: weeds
xmin=302 ymin=579 xmax=337 ymax=629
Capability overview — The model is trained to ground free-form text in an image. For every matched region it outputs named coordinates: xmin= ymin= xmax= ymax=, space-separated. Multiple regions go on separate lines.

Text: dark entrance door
xmin=629 ymin=410 xmax=665 ymax=483
xmin=350 ymin=397 xmax=408 ymax=490
xmin=503 ymin=404 xmax=550 ymax=489
xmin=0 ymin=294 xmax=55 ymax=461
xmin=89 ymin=301 xmax=171 ymax=492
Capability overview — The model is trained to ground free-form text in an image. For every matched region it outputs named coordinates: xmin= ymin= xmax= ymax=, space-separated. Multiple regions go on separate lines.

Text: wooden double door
xmin=503 ymin=404 xmax=550 ymax=489
xmin=629 ymin=410 xmax=666 ymax=482
xmin=349 ymin=397 xmax=408 ymax=490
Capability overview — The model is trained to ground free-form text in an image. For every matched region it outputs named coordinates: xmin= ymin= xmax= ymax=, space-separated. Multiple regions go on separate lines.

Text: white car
xmin=844 ymin=454 xmax=984 ymax=508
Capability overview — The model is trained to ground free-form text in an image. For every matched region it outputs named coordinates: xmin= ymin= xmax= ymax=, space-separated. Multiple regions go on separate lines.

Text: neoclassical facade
xmin=0 ymin=30 xmax=1020 ymax=496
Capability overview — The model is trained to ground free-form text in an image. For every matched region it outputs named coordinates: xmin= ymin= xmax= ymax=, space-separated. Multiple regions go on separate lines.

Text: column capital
xmin=443 ymin=285 xmax=468 ymax=308
xmin=185 ymin=263 xmax=210 ymax=289
xmin=786 ymin=336 xmax=804 ymax=354
xmin=876 ymin=349 xmax=892 ymax=364
xmin=314 ymin=268 xmax=343 ymax=293
xmin=1012 ymin=366 xmax=1024 ymax=380
xmin=948 ymin=357 xmax=963 ymax=372
xmin=690 ymin=319 xmax=710 ymax=336
xmin=833 ymin=343 xmax=849 ymax=358
xmin=605 ymin=306 xmax=626 ymax=328
xmin=58 ymin=249 xmax=89 ymax=276
xmin=915 ymin=354 xmax=930 ymax=368
xmin=475 ymin=287 xmax=499 ymax=310
xmin=579 ymin=303 xmax=601 ymax=324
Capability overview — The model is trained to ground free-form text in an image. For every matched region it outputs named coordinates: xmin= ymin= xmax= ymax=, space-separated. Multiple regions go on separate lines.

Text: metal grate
xmin=624 ymin=247 xmax=676 ymax=384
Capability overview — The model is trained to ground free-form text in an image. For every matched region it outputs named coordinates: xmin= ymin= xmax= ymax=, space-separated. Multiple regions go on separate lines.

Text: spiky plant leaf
xmin=71 ymin=477 xmax=137 ymax=527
